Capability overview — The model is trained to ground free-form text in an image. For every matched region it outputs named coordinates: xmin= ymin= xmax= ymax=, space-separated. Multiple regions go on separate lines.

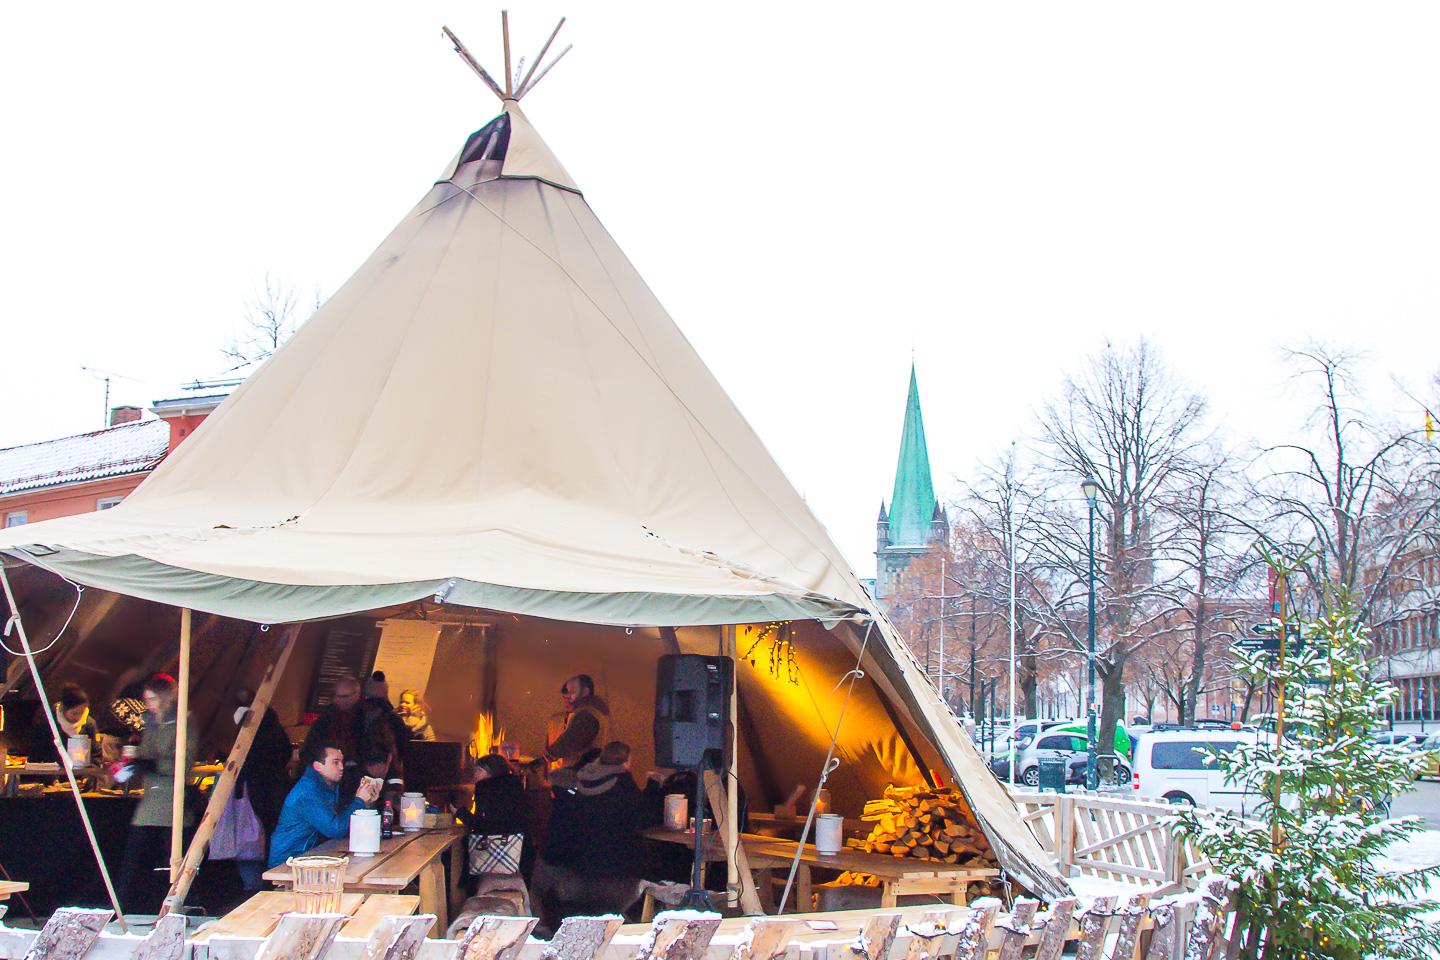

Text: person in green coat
xmin=117 ymin=674 xmax=199 ymax=916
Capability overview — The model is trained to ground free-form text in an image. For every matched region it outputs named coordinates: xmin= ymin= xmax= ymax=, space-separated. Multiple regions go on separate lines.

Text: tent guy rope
xmin=776 ymin=618 xmax=876 ymax=913
xmin=0 ymin=564 xmax=127 ymax=931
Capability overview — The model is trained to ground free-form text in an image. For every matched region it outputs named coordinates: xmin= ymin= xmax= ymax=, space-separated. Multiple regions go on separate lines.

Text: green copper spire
xmin=886 ymin=365 xmax=937 ymax=547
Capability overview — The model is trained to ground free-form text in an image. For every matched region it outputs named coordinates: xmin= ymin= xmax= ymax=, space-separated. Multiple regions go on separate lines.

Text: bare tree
xmin=1158 ymin=451 xmax=1258 ymax=723
xmin=963 ymin=446 xmax=1074 ymax=721
xmin=1022 ymin=340 xmax=1208 ymax=758
xmin=221 ymin=274 xmax=312 ymax=369
xmin=1254 ymin=346 xmax=1440 ymax=629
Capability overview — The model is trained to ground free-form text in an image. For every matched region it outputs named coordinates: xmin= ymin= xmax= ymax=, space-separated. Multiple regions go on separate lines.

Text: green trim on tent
xmin=3 ymin=547 xmax=860 ymax=627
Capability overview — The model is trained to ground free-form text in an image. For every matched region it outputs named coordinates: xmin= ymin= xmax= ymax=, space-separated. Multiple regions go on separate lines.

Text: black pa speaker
xmin=654 ymin=654 xmax=733 ymax=768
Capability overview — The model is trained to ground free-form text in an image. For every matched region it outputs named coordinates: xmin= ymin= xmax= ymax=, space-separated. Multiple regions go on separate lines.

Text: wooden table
xmin=0 ymin=881 xmax=29 ymax=901
xmin=194 ymin=890 xmax=420 ymax=942
xmin=641 ymin=828 xmax=999 ymax=910
xmin=263 ymin=827 xmax=463 ymax=933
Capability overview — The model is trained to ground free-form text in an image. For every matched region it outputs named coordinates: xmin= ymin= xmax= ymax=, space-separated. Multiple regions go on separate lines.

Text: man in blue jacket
xmin=268 ymin=741 xmax=381 ymax=868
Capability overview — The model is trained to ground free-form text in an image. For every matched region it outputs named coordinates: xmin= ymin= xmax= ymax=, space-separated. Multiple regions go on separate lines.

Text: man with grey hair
xmin=301 ymin=675 xmax=364 ymax=798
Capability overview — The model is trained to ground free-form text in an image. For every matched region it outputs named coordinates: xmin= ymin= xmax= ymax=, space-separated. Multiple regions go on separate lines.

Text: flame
xmin=470 ymin=712 xmax=507 ymax=758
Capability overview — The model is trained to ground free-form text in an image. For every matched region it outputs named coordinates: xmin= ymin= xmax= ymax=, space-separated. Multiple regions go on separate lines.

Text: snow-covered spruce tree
xmin=1172 ymin=606 xmax=1439 ymax=960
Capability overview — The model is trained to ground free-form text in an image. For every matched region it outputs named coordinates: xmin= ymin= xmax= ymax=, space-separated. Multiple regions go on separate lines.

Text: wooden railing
xmin=1009 ymin=790 xmax=1213 ymax=894
xmin=0 ymin=883 xmax=1243 ymax=960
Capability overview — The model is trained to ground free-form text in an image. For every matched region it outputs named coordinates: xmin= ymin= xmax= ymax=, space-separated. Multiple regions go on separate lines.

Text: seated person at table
xmin=456 ymin=753 xmax=529 ymax=891
xmin=268 ymin=742 xmax=381 ymax=868
xmin=532 ymin=741 xmax=647 ymax=932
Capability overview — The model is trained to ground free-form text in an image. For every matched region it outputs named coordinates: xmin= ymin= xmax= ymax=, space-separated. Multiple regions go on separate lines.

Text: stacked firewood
xmin=852 ymin=785 xmax=997 ymax=865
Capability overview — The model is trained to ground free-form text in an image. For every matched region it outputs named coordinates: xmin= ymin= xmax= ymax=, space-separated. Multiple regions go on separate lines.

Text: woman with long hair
xmin=116 ymin=674 xmax=199 ymax=916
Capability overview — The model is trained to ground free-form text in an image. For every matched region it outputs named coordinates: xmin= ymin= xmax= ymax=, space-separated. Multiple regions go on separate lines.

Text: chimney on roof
xmin=110 ymin=405 xmax=142 ymax=426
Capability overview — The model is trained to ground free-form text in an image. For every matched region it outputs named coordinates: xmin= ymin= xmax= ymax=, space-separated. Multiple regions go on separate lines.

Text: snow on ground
xmin=1379 ymin=828 xmax=1440 ymax=937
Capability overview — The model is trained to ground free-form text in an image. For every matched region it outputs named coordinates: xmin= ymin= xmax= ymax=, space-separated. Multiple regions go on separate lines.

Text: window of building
xmin=3 ymin=511 xmax=26 ymax=528
xmin=96 ymin=497 xmax=122 ymax=511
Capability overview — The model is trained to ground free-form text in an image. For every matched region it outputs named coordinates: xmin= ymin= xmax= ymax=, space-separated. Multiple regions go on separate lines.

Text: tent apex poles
xmin=0 ymin=565 xmax=128 ymax=931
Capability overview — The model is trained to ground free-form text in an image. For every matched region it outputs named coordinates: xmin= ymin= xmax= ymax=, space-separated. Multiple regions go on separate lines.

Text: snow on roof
xmin=0 ymin=419 xmax=169 ymax=496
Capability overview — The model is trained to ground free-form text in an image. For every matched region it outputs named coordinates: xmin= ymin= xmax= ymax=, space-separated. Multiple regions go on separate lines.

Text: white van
xmin=1131 ymin=729 xmax=1264 ymax=813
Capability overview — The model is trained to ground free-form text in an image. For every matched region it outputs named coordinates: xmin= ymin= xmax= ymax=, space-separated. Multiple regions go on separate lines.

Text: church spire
xmin=886 ymin=364 xmax=938 ymax=548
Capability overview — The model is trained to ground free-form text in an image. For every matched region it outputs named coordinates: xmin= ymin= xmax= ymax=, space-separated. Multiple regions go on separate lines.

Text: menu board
xmin=372 ymin=620 xmax=442 ymax=705
xmin=308 ymin=624 xmax=380 ymax=711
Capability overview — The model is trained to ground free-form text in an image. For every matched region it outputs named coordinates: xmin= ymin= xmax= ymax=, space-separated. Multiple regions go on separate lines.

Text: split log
xmin=850 ymin=912 xmax=900 ymax=960
xmin=255 ymin=913 xmax=346 ymax=960
xmin=357 ymin=915 xmax=435 ymax=960
xmin=24 ymin=908 xmax=111 ymax=960
xmin=994 ymin=900 xmax=1038 ymax=960
xmin=1141 ymin=901 xmax=1180 ymax=960
xmin=951 ymin=899 xmax=999 ymax=960
xmin=456 ymin=916 xmax=538 ymax=960
xmin=541 ymin=916 xmax=622 ymax=960
xmin=901 ymin=910 xmax=955 ymax=960
xmin=729 ymin=919 xmax=796 ymax=960
xmin=1182 ymin=879 xmax=1232 ymax=960
xmin=132 ymin=914 xmax=186 ymax=960
xmin=1032 ymin=898 xmax=1078 ymax=960
xmin=639 ymin=913 xmax=722 ymax=960
xmin=1108 ymin=894 xmax=1152 ymax=960
xmin=1073 ymin=895 xmax=1116 ymax=960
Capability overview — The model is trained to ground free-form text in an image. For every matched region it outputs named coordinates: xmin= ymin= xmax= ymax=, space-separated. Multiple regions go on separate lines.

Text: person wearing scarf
xmin=31 ymin=683 xmax=101 ymax=769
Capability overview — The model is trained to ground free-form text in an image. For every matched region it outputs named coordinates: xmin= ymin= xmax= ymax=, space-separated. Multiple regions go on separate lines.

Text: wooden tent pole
xmin=0 ymin=565 xmax=128 ymax=931
xmin=442 ymin=27 xmax=506 ymax=101
xmin=170 ymin=608 xmax=192 ymax=882
xmin=160 ymin=623 xmax=300 ymax=915
xmin=515 ymin=18 xmax=565 ymax=99
xmin=501 ymin=10 xmax=513 ymax=98
xmin=725 ymin=625 xmax=740 ymax=907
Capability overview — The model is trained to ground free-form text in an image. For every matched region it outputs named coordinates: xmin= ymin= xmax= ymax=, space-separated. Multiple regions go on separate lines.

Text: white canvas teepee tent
xmin=0 ymin=23 xmax=1067 ymax=899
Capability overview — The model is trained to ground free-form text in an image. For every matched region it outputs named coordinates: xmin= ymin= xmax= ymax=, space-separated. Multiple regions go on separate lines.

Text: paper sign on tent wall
xmin=373 ymin=620 xmax=442 ymax=706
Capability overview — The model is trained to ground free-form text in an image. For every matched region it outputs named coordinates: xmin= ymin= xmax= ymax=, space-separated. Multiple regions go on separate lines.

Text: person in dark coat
xmin=359 ymin=672 xmax=411 ymax=775
xmin=235 ymin=690 xmax=294 ymax=835
xmin=532 ymin=742 xmax=647 ymax=932
xmin=455 ymin=753 xmax=530 ymax=893
xmin=458 ymin=753 xmax=527 ymax=837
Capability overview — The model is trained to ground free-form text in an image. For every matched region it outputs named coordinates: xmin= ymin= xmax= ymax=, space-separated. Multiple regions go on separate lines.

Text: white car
xmin=1131 ymin=728 xmax=1265 ymax=813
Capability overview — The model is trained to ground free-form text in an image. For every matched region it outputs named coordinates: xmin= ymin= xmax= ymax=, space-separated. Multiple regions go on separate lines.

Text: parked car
xmin=1045 ymin=719 xmax=1132 ymax=758
xmin=1373 ymin=732 xmax=1426 ymax=751
xmin=1415 ymin=733 xmax=1440 ymax=779
xmin=985 ymin=718 xmax=1071 ymax=762
xmin=1131 ymin=729 xmax=1265 ymax=813
xmin=991 ymin=731 xmax=1131 ymax=787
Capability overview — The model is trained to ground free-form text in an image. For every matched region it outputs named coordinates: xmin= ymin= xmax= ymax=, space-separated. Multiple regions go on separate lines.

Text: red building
xmin=0 ymin=395 xmax=225 ymax=527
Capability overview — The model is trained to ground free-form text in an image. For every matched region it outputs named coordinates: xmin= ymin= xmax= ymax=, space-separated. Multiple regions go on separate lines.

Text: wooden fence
xmin=0 ymin=883 xmax=1244 ymax=960
xmin=1009 ymin=791 xmax=1213 ymax=893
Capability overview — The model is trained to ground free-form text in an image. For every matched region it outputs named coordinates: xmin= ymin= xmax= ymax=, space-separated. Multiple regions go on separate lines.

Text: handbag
xmin=211 ymin=783 xmax=267 ymax=862
xmin=466 ymin=832 xmax=523 ymax=876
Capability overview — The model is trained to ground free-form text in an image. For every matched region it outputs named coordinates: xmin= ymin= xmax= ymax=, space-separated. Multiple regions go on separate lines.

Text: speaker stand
xmin=677 ymin=763 xmax=714 ymax=911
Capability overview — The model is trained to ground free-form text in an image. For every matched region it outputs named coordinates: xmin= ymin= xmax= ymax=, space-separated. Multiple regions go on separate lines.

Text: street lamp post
xmin=1082 ymin=477 xmax=1101 ymax=790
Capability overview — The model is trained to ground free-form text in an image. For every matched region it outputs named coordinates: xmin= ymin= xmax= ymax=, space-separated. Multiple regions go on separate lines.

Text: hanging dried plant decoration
xmin=743 ymin=620 xmax=800 ymax=684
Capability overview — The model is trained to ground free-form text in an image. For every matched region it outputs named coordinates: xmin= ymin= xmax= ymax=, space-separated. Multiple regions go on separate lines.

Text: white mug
xmin=815 ymin=814 xmax=844 ymax=855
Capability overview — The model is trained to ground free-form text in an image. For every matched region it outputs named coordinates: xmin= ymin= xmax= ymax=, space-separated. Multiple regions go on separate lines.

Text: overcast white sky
xmin=2 ymin=3 xmax=1437 ymax=576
